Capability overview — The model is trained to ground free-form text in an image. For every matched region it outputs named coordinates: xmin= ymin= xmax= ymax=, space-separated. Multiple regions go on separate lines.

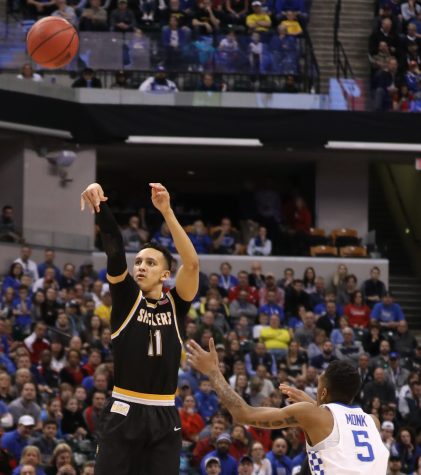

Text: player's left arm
xmin=150 ymin=183 xmax=199 ymax=301
xmin=187 ymin=338 xmax=316 ymax=429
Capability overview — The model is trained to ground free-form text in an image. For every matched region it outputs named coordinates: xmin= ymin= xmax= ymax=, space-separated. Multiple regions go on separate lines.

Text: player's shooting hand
xmin=149 ymin=183 xmax=171 ymax=215
xmin=279 ymin=384 xmax=316 ymax=405
xmin=186 ymin=338 xmax=219 ymax=376
xmin=80 ymin=183 xmax=108 ymax=214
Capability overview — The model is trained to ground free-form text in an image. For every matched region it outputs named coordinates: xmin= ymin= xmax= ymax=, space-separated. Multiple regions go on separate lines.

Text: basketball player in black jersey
xmin=80 ymin=182 xmax=199 ymax=475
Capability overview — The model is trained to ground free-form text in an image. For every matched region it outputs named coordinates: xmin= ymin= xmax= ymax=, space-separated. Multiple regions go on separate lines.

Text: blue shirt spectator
xmin=266 ymin=438 xmax=293 ymax=475
xmin=259 ymin=302 xmax=285 ymax=321
xmin=1 ymin=416 xmax=35 ymax=460
xmin=152 ymin=223 xmax=176 ymax=253
xmin=200 ymin=434 xmax=238 ymax=475
xmin=194 ymin=380 xmax=219 ymax=423
xmin=188 ymin=221 xmax=213 ymax=254
xmin=371 ymin=293 xmax=405 ymax=329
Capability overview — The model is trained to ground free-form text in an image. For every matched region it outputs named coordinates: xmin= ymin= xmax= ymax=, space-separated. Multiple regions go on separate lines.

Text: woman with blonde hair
xmin=13 ymin=445 xmax=46 ymax=475
xmin=45 ymin=444 xmax=74 ymax=475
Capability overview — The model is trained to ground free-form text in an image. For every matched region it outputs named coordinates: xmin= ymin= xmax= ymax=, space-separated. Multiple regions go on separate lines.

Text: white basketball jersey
xmin=306 ymin=402 xmax=389 ymax=475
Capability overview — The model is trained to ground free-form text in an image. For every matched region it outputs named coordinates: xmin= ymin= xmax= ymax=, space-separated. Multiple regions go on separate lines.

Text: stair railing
xmin=333 ymin=0 xmax=355 ymax=80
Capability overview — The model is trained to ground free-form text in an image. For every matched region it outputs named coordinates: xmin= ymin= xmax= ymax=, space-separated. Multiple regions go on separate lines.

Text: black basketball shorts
xmin=94 ymin=398 xmax=182 ymax=475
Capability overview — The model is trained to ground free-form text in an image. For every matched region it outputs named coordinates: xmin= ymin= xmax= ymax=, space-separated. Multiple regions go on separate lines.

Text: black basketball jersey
xmin=108 ymin=273 xmax=191 ymax=406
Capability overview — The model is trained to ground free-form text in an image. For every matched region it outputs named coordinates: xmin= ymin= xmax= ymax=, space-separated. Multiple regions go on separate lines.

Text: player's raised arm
xmin=150 ymin=183 xmax=199 ymax=301
xmin=187 ymin=338 xmax=319 ymax=430
xmin=81 ymin=183 xmax=127 ymax=282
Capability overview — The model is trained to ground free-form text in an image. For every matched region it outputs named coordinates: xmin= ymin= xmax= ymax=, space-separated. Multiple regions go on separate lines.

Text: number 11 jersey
xmin=306 ymin=402 xmax=389 ymax=475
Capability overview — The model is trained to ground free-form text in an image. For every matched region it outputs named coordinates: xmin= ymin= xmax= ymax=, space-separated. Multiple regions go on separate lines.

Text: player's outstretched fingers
xmin=209 ymin=337 xmax=216 ymax=354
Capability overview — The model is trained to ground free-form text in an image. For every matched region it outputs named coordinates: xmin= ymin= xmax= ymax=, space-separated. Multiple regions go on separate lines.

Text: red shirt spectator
xmin=229 ymin=425 xmax=250 ymax=460
xmin=228 ymin=271 xmax=259 ymax=305
xmin=179 ymin=395 xmax=205 ymax=443
xmin=192 ymin=419 xmax=226 ymax=466
xmin=291 ymin=197 xmax=312 ymax=233
xmin=24 ymin=322 xmax=50 ymax=364
xmin=344 ymin=291 xmax=371 ymax=329
xmin=247 ymin=426 xmax=272 ymax=452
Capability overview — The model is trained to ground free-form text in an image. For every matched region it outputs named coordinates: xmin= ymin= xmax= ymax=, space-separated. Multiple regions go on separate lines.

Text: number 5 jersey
xmin=306 ymin=402 xmax=389 ymax=475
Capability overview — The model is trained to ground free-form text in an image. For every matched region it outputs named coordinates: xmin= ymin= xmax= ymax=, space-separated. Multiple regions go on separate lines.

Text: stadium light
xmin=125 ymin=136 xmax=263 ymax=147
xmin=325 ymin=141 xmax=421 ymax=152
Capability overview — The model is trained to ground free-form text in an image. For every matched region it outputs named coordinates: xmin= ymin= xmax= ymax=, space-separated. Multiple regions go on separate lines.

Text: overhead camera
xmin=44 ymin=150 xmax=76 ymax=186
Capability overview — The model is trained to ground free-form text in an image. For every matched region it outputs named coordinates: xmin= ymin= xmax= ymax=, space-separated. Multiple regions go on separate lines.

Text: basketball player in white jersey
xmin=187 ymin=339 xmax=389 ymax=475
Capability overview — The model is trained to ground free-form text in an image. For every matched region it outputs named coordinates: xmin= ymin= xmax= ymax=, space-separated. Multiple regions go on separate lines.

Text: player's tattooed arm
xmin=187 ymin=338 xmax=304 ymax=429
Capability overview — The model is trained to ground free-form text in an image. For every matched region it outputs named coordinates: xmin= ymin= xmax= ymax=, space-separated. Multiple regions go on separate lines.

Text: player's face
xmin=133 ymin=248 xmax=170 ymax=292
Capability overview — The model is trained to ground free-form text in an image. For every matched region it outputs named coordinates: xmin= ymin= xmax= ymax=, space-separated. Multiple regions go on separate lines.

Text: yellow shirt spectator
xmin=280 ymin=19 xmax=302 ymax=35
xmin=247 ymin=1 xmax=271 ymax=32
xmin=259 ymin=315 xmax=291 ymax=350
xmin=95 ymin=304 xmax=111 ymax=324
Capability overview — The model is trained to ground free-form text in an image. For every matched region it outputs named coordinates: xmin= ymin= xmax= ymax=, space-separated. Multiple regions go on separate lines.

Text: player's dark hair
xmin=324 ymin=360 xmax=361 ymax=404
xmin=140 ymin=242 xmax=173 ymax=270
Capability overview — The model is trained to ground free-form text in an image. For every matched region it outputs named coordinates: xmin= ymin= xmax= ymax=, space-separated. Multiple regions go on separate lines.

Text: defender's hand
xmin=150 ymin=183 xmax=171 ymax=215
xmin=279 ymin=384 xmax=316 ymax=405
xmin=187 ymin=338 xmax=219 ymax=376
xmin=81 ymin=183 xmax=108 ymax=213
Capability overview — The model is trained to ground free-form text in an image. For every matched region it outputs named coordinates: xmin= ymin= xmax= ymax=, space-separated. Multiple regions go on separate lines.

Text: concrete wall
xmin=0 ymin=141 xmax=24 ymax=232
xmin=315 ymin=160 xmax=369 ymax=237
xmin=22 ymin=146 xmax=96 ymax=250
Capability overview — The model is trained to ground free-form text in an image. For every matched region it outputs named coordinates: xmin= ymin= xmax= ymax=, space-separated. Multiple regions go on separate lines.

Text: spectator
xmin=293 ymin=311 xmax=316 ymax=348
xmin=110 ymin=70 xmax=130 ymax=89
xmin=192 ymin=418 xmax=227 ymax=466
xmin=110 ymin=0 xmax=136 ymax=31
xmin=160 ymin=0 xmax=191 ymax=27
xmin=14 ymin=247 xmax=39 ymax=282
xmin=315 ymin=300 xmax=340 ymax=337
xmin=30 ymin=420 xmax=59 ymax=467
xmin=363 ymin=367 xmax=396 ymax=411
xmin=188 ymin=220 xmax=213 ymax=254
xmin=398 ymin=380 xmax=421 ymax=427
xmin=45 ymin=443 xmax=74 ymax=475
xmin=195 ymin=73 xmax=226 ymax=92
xmin=284 ymin=279 xmax=311 ymax=317
xmin=51 ymin=0 xmax=78 ymax=26
xmin=361 ymin=266 xmax=387 ymax=308
xmin=391 ymin=427 xmax=421 ymax=474
xmin=237 ymin=455 xmax=254 ymax=475
xmin=12 ymin=445 xmax=46 ymax=475
xmin=246 ymin=1 xmax=271 ymax=32
xmin=279 ymin=10 xmax=302 ymax=35
xmin=203 ymin=456 xmax=221 ymax=474
xmin=37 ymin=250 xmax=60 ymax=280
xmin=179 ymin=395 xmax=206 ymax=443
xmin=370 ymin=17 xmax=399 ymax=56
xmin=250 ymin=441 xmax=271 ymax=475
xmin=277 ymin=267 xmax=294 ymax=291
xmin=71 ymin=68 xmax=102 ymax=89
xmin=79 ymin=0 xmax=108 ymax=30
xmin=201 ymin=433 xmax=237 ymax=475
xmin=266 ymin=437 xmax=292 ymax=475
xmin=371 ymin=291 xmax=405 ymax=331
xmin=194 ymin=378 xmax=219 ymax=423
xmin=373 ymin=56 xmax=401 ymax=111
xmin=310 ymin=339 xmax=336 ymax=371
xmin=16 ymin=65 xmax=43 ymax=83
xmin=402 ymin=0 xmax=421 ymax=22
xmin=392 ymin=320 xmax=417 ymax=357
xmin=334 ymin=326 xmax=363 ymax=366
xmin=344 ymin=290 xmax=371 ymax=330
xmin=0 ymin=205 xmax=21 ymax=243
xmin=225 ymin=0 xmax=249 ymax=24
xmin=247 ymin=226 xmax=272 ymax=256
xmin=8 ymin=383 xmax=41 ymax=427
xmin=24 ymin=323 xmax=50 ymax=365
xmin=61 ymin=396 xmax=87 ymax=437
xmin=196 ymin=312 xmax=224 ymax=345
xmin=212 ymin=219 xmax=241 ymax=255
xmin=1 ymin=415 xmax=35 ymax=461
xmin=192 ymin=0 xmax=221 ymax=35
xmin=2 ymin=263 xmax=23 ymax=296
xmin=218 ymin=263 xmax=238 ymax=292
xmin=259 ymin=314 xmax=290 ymax=359
xmin=279 ymin=340 xmax=308 ymax=379
xmin=229 ymin=271 xmax=259 ymax=306
xmin=258 ymin=290 xmax=284 ymax=322
xmin=83 ymin=391 xmax=105 ymax=438
xmin=121 ymin=215 xmax=148 ymax=252
xmin=362 ymin=321 xmax=385 ymax=357
xmin=336 ymin=274 xmax=358 ymax=307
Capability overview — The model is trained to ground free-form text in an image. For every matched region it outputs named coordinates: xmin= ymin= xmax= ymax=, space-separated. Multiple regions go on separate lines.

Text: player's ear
xmin=160 ymin=269 xmax=170 ymax=282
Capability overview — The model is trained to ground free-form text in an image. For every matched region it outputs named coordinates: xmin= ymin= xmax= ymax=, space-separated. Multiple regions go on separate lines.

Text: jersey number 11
xmin=148 ymin=330 xmax=162 ymax=357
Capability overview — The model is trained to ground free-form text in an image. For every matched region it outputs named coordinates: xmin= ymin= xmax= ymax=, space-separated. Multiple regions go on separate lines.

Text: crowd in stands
xmin=0 ymin=231 xmax=420 ymax=474
xmin=11 ymin=0 xmax=313 ymax=82
xmin=369 ymin=0 xmax=421 ymax=111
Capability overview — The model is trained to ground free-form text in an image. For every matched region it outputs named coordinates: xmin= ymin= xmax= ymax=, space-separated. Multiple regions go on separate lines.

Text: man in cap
xmin=246 ymin=1 xmax=271 ymax=32
xmin=110 ymin=0 xmax=136 ymax=32
xmin=205 ymin=456 xmax=221 ymax=475
xmin=238 ymin=455 xmax=254 ymax=475
xmin=139 ymin=65 xmax=178 ymax=92
xmin=0 ymin=415 xmax=35 ymax=460
xmin=200 ymin=433 xmax=238 ymax=475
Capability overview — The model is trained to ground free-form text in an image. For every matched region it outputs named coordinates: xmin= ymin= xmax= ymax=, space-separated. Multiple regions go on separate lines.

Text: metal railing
xmin=333 ymin=0 xmax=355 ymax=80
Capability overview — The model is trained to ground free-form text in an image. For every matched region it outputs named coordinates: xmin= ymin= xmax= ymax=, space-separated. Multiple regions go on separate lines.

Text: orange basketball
xmin=27 ymin=17 xmax=79 ymax=69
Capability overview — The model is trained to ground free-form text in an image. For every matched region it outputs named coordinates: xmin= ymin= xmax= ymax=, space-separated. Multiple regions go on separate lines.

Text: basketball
xmin=26 ymin=17 xmax=79 ymax=69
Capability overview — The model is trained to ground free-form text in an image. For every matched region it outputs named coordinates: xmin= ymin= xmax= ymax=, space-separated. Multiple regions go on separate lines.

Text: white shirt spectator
xmin=247 ymin=236 xmax=272 ymax=256
xmin=14 ymin=258 xmax=39 ymax=281
xmin=401 ymin=1 xmax=421 ymax=21
xmin=139 ymin=76 xmax=178 ymax=93
xmin=17 ymin=72 xmax=43 ymax=82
